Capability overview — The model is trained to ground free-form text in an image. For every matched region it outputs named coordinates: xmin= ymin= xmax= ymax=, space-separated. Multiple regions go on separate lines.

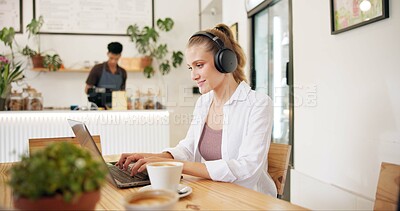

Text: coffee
xmin=124 ymin=189 xmax=179 ymax=210
xmin=129 ymin=195 xmax=170 ymax=206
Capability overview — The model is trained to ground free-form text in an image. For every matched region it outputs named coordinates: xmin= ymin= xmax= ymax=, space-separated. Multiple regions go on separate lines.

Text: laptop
xmin=67 ymin=119 xmax=150 ymax=188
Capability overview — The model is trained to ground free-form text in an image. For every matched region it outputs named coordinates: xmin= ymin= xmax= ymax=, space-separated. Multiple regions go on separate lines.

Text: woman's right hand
xmin=115 ymin=153 xmax=145 ymax=171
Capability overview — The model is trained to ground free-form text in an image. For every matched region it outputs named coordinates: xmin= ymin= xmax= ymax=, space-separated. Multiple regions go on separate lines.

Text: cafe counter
xmin=0 ymin=110 xmax=169 ymax=163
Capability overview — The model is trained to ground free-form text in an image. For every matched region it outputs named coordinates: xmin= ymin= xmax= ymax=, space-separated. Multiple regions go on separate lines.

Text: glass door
xmin=253 ymin=0 xmax=290 ymax=145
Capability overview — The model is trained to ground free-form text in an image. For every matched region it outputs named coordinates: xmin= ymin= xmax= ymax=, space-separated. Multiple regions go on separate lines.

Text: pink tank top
xmin=198 ymin=123 xmax=222 ymax=161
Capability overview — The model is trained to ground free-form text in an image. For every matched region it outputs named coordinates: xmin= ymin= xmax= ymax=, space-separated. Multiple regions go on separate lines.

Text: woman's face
xmin=185 ymin=44 xmax=225 ymax=94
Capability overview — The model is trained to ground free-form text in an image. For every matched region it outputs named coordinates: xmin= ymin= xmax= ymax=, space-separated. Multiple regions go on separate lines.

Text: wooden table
xmin=0 ymin=156 xmax=307 ymax=210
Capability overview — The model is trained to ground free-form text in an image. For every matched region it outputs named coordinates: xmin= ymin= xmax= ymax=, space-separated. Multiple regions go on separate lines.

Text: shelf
xmin=32 ymin=68 xmax=90 ymax=72
xmin=31 ymin=57 xmax=148 ymax=72
xmin=32 ymin=68 xmax=143 ymax=72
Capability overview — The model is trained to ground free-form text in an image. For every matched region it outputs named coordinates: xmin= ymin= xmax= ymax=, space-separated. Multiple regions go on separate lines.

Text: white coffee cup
xmin=146 ymin=162 xmax=183 ymax=192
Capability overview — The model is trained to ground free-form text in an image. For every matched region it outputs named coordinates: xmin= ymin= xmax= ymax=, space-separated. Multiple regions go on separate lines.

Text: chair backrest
xmin=29 ymin=135 xmax=102 ymax=155
xmin=267 ymin=143 xmax=292 ymax=198
xmin=374 ymin=162 xmax=400 ymax=211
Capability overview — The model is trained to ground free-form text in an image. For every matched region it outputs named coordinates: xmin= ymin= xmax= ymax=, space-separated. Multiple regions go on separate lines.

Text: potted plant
xmin=127 ymin=17 xmax=184 ymax=78
xmin=8 ymin=142 xmax=108 ymax=210
xmin=43 ymin=53 xmax=63 ymax=71
xmin=23 ymin=16 xmax=45 ymax=68
xmin=0 ymin=56 xmax=23 ymax=110
xmin=0 ymin=27 xmax=24 ymax=111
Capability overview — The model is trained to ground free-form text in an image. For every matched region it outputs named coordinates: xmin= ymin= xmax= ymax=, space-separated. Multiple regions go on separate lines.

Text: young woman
xmin=116 ymin=24 xmax=276 ymax=196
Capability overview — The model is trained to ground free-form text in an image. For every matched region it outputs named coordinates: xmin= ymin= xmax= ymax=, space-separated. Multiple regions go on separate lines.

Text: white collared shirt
xmin=164 ymin=81 xmax=277 ymax=196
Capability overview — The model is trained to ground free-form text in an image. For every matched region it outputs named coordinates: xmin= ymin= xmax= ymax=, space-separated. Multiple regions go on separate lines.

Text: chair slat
xmin=374 ymin=162 xmax=400 ymax=211
xmin=267 ymin=143 xmax=291 ymax=197
xmin=29 ymin=136 xmax=102 ymax=155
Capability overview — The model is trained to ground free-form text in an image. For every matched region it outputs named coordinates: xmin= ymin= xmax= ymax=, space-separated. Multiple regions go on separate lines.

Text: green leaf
xmin=0 ymin=27 xmax=15 ymax=48
xmin=153 ymin=44 xmax=168 ymax=60
xmin=26 ymin=15 xmax=44 ymax=37
xmin=127 ymin=24 xmax=140 ymax=42
xmin=143 ymin=66 xmax=154 ymax=78
xmin=157 ymin=18 xmax=174 ymax=32
xmin=159 ymin=61 xmax=171 ymax=75
xmin=172 ymin=51 xmax=184 ymax=68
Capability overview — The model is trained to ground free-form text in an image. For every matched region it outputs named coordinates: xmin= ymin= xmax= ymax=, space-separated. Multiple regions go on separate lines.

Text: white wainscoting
xmin=0 ymin=110 xmax=169 ymax=163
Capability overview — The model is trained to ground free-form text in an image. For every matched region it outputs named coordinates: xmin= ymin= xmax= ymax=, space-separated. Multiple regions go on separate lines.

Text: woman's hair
xmin=188 ymin=23 xmax=247 ymax=83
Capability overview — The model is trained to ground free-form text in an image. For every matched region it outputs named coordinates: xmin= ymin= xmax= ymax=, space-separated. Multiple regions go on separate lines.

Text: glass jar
xmin=22 ymin=86 xmax=37 ymax=110
xmin=8 ymin=92 xmax=23 ymax=111
xmin=26 ymin=92 xmax=43 ymax=110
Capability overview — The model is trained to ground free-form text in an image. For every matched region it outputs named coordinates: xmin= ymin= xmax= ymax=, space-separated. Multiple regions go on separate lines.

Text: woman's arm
xmin=126 ymin=155 xmax=211 ymax=179
xmin=116 ymin=152 xmax=173 ymax=171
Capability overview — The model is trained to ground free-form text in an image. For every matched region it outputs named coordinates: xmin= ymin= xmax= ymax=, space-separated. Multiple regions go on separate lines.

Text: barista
xmin=85 ymin=42 xmax=127 ymax=94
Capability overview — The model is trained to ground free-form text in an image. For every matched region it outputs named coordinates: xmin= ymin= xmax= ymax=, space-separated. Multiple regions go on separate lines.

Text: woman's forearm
xmin=182 ymin=161 xmax=211 ymax=179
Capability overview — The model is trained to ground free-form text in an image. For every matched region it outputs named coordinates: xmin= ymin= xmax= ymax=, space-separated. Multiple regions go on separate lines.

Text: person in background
xmin=116 ymin=24 xmax=277 ymax=196
xmin=85 ymin=42 xmax=127 ymax=94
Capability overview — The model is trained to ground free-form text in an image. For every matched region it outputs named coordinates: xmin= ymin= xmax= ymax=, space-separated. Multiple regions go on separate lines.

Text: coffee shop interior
xmin=0 ymin=0 xmax=399 ymax=210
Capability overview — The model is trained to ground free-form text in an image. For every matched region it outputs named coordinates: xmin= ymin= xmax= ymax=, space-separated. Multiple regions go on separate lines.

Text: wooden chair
xmin=374 ymin=162 xmax=400 ymax=211
xmin=267 ymin=143 xmax=292 ymax=198
xmin=29 ymin=135 xmax=102 ymax=155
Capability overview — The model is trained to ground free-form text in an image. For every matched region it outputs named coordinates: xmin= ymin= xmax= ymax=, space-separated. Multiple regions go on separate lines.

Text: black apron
xmin=97 ymin=63 xmax=123 ymax=91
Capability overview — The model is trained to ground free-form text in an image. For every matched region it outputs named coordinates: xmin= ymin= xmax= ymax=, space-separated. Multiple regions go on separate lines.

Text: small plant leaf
xmin=172 ymin=51 xmax=184 ymax=68
xmin=143 ymin=66 xmax=154 ymax=78
xmin=159 ymin=61 xmax=171 ymax=75
xmin=157 ymin=18 xmax=174 ymax=32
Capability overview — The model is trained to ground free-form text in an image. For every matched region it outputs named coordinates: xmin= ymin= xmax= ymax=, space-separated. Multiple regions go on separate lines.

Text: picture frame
xmin=33 ymin=0 xmax=153 ymax=36
xmin=230 ymin=22 xmax=238 ymax=41
xmin=0 ymin=0 xmax=23 ymax=33
xmin=330 ymin=0 xmax=389 ymax=35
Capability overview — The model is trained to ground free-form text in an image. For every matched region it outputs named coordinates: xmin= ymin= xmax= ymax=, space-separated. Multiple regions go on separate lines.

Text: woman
xmin=116 ymin=24 xmax=276 ymax=196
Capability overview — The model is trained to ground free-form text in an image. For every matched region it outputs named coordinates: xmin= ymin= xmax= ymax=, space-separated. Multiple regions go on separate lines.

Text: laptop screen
xmin=68 ymin=119 xmax=103 ymax=160
xmin=68 ymin=119 xmax=119 ymax=185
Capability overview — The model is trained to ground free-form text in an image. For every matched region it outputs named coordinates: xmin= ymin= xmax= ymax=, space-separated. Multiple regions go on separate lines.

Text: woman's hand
xmin=116 ymin=153 xmax=146 ymax=170
xmin=129 ymin=157 xmax=176 ymax=176
xmin=116 ymin=152 xmax=175 ymax=176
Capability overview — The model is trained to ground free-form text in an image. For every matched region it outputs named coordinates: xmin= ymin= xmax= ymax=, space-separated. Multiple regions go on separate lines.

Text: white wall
xmin=222 ymin=0 xmax=400 ymax=209
xmin=1 ymin=0 xmax=200 ymax=147
xmin=291 ymin=0 xmax=400 ymax=210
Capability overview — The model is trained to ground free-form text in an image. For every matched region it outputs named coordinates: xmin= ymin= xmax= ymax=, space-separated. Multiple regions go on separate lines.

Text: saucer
xmin=139 ymin=184 xmax=192 ymax=198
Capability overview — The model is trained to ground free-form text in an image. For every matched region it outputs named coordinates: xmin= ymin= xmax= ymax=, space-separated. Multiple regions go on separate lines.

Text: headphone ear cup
xmin=215 ymin=48 xmax=238 ymax=73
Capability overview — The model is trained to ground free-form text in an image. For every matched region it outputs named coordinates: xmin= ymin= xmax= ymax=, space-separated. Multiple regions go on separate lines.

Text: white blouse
xmin=164 ymin=81 xmax=277 ymax=196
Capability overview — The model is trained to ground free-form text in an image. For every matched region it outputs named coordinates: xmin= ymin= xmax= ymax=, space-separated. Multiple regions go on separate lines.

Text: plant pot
xmin=0 ymin=98 xmax=6 ymax=111
xmin=119 ymin=57 xmax=153 ymax=71
xmin=31 ymin=55 xmax=44 ymax=68
xmin=13 ymin=190 xmax=101 ymax=210
xmin=140 ymin=56 xmax=153 ymax=68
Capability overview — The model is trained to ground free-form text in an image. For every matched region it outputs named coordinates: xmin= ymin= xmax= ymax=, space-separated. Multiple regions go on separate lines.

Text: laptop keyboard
xmin=108 ymin=165 xmax=148 ymax=183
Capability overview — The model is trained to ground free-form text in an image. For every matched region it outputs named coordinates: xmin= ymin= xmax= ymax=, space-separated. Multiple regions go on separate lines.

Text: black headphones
xmin=190 ymin=31 xmax=238 ymax=73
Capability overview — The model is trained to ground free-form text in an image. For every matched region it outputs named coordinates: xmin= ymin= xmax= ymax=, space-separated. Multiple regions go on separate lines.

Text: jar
xmin=143 ymin=98 xmax=154 ymax=110
xmin=134 ymin=98 xmax=142 ymax=110
xmin=22 ymin=86 xmax=37 ymax=110
xmin=26 ymin=92 xmax=43 ymax=110
xmin=8 ymin=92 xmax=23 ymax=111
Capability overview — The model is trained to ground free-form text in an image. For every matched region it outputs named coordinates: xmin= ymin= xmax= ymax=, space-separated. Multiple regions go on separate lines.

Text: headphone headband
xmin=191 ymin=31 xmax=225 ymax=49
